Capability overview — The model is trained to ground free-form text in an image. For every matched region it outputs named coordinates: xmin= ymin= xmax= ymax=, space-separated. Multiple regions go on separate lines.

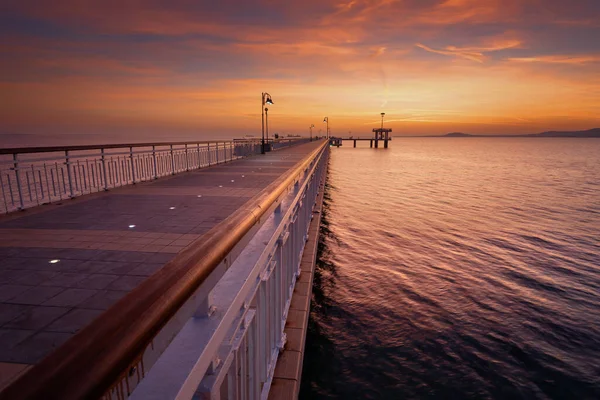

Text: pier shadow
xmin=299 ymin=174 xmax=344 ymax=398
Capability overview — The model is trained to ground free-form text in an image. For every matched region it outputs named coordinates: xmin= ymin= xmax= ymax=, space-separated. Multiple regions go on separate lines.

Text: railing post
xmin=197 ymin=143 xmax=201 ymax=169
xmin=170 ymin=144 xmax=176 ymax=175
xmin=216 ymin=142 xmax=219 ymax=164
xmin=65 ymin=150 xmax=75 ymax=198
xmin=101 ymin=148 xmax=109 ymax=190
xmin=152 ymin=146 xmax=158 ymax=179
xmin=185 ymin=144 xmax=189 ymax=171
xmin=12 ymin=154 xmax=25 ymax=210
xmin=207 ymin=144 xmax=211 ymax=166
xmin=130 ymin=146 xmax=136 ymax=183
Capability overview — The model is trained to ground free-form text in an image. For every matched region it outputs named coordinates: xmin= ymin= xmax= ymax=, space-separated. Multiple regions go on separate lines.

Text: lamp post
xmin=261 ymin=92 xmax=273 ymax=154
xmin=265 ymin=107 xmax=269 ymax=151
xmin=381 ymin=112 xmax=385 ymax=129
xmin=323 ymin=117 xmax=329 ymax=139
xmin=309 ymin=124 xmax=315 ymax=141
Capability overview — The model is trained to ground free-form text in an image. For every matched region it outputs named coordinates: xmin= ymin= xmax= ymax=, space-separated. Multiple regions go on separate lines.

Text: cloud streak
xmin=416 ymin=39 xmax=522 ymax=63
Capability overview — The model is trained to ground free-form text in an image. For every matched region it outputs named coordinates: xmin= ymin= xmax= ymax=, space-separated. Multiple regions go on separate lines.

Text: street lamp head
xmin=310 ymin=124 xmax=315 ymax=128
xmin=381 ymin=112 xmax=385 ymax=117
xmin=265 ymin=97 xmax=273 ymax=105
xmin=323 ymin=117 xmax=328 ymax=123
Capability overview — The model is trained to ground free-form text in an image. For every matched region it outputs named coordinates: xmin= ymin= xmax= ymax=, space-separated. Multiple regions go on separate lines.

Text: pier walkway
xmin=0 ymin=139 xmax=327 ymax=398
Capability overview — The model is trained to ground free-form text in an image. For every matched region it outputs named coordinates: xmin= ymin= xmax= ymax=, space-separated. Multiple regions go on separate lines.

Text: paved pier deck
xmin=0 ymin=141 xmax=323 ymax=390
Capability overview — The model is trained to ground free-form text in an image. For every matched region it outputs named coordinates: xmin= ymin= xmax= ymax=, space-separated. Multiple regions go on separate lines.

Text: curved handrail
xmin=0 ymin=139 xmax=327 ymax=400
xmin=0 ymin=140 xmax=255 ymax=155
xmin=0 ymin=138 xmax=309 ymax=155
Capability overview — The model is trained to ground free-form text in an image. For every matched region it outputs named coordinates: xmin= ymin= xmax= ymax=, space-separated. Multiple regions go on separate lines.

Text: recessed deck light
xmin=169 ymin=207 xmax=176 ymax=210
xmin=49 ymin=259 xmax=60 ymax=264
xmin=128 ymin=225 xmax=136 ymax=228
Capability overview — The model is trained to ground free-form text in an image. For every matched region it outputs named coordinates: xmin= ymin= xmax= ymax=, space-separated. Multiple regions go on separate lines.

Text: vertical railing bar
xmin=101 ymin=149 xmax=109 ymax=190
xmin=25 ymin=171 xmax=32 ymax=202
xmin=152 ymin=146 xmax=158 ymax=179
xmin=72 ymin=161 xmax=78 ymax=193
xmin=91 ymin=163 xmax=96 ymax=190
xmin=60 ymin=165 xmax=66 ymax=195
xmin=65 ymin=150 xmax=74 ymax=198
xmin=0 ymin=173 xmax=9 ymax=213
xmin=27 ymin=164 xmax=40 ymax=206
xmin=170 ymin=145 xmax=175 ymax=175
xmin=85 ymin=159 xmax=91 ymax=191
xmin=12 ymin=154 xmax=25 ymax=210
xmin=51 ymin=163 xmax=58 ymax=199
xmin=130 ymin=146 xmax=136 ymax=184
xmin=185 ymin=144 xmax=189 ymax=171
xmin=7 ymin=173 xmax=15 ymax=206
xmin=37 ymin=170 xmax=44 ymax=200
xmin=78 ymin=161 xmax=86 ymax=191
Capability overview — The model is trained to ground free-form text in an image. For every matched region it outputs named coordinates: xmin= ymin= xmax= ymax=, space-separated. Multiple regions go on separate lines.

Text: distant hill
xmin=440 ymin=128 xmax=600 ymax=138
xmin=444 ymin=132 xmax=474 ymax=137
xmin=533 ymin=128 xmax=600 ymax=138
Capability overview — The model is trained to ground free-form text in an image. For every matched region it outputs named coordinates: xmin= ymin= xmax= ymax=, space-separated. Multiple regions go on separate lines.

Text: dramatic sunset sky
xmin=2 ymin=0 xmax=600 ymax=142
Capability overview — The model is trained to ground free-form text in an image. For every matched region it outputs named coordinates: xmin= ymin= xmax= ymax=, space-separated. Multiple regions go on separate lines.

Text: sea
xmin=300 ymin=138 xmax=600 ymax=399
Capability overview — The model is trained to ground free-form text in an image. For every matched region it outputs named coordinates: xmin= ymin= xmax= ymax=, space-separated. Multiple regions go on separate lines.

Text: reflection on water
xmin=300 ymin=138 xmax=600 ymax=400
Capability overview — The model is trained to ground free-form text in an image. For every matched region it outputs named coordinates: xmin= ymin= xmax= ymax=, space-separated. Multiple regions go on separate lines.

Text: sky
xmin=2 ymin=0 xmax=600 ymax=142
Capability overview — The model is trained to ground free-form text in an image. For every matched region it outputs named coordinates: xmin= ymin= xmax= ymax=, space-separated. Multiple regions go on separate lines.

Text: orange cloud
xmin=508 ymin=55 xmax=600 ymax=65
xmin=416 ymin=39 xmax=521 ymax=63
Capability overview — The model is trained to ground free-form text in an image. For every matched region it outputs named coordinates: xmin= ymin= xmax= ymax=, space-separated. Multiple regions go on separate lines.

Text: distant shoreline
xmin=395 ymin=128 xmax=600 ymax=138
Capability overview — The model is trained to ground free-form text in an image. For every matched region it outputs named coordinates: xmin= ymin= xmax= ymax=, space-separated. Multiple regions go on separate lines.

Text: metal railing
xmin=0 ymin=140 xmax=266 ymax=214
xmin=1 ymin=139 xmax=328 ymax=400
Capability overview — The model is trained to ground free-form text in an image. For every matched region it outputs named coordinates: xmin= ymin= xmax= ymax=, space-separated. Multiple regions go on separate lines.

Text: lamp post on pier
xmin=261 ymin=92 xmax=274 ymax=154
xmin=381 ymin=112 xmax=385 ymax=129
xmin=309 ymin=124 xmax=315 ymax=141
xmin=265 ymin=107 xmax=269 ymax=151
xmin=323 ymin=117 xmax=329 ymax=139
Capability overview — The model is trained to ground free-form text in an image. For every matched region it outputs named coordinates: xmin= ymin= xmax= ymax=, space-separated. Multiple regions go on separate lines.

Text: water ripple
xmin=301 ymin=139 xmax=600 ymax=400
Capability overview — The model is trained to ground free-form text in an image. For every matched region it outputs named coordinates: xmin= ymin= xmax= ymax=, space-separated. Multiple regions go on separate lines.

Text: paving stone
xmin=273 ymin=351 xmax=301 ymax=380
xmin=43 ymin=289 xmax=98 ymax=307
xmin=46 ymin=308 xmax=104 ymax=334
xmin=0 ymin=329 xmax=35 ymax=353
xmin=72 ymin=260 xmax=126 ymax=274
xmin=39 ymin=273 xmax=88 ymax=288
xmin=74 ymin=274 xmax=120 ymax=290
xmin=3 ymin=306 xmax=69 ymax=330
xmin=268 ymin=378 xmax=297 ymax=400
xmin=97 ymin=262 xmax=140 ymax=275
xmin=284 ymin=327 xmax=304 ymax=352
xmin=0 ymin=304 xmax=31 ymax=326
xmin=2 ymin=331 xmax=71 ymax=364
xmin=79 ymin=290 xmax=128 ymax=310
xmin=7 ymin=286 xmax=64 ymax=306
xmin=0 ymin=285 xmax=31 ymax=302
xmin=106 ymin=276 xmax=147 ymax=291
xmin=10 ymin=271 xmax=59 ymax=286
xmin=127 ymin=263 xmax=164 ymax=277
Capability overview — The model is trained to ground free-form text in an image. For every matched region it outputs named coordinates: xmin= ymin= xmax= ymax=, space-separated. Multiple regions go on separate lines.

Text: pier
xmin=329 ymin=135 xmax=393 ymax=148
xmin=0 ymin=138 xmax=328 ymax=399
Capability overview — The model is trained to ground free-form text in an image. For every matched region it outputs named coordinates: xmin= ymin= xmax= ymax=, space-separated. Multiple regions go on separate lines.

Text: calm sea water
xmin=300 ymin=138 xmax=600 ymax=400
